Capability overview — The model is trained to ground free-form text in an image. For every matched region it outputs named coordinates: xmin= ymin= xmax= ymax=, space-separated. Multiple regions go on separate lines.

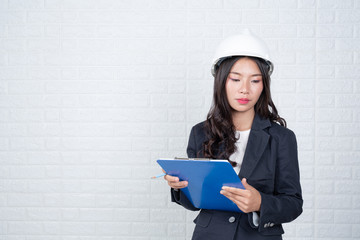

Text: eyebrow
xmin=229 ymin=72 xmax=262 ymax=77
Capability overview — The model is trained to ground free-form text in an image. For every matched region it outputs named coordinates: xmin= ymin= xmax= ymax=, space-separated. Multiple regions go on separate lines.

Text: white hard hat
xmin=211 ymin=29 xmax=274 ymax=76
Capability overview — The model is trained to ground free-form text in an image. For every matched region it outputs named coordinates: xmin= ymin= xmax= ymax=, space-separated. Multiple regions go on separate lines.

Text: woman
xmin=164 ymin=29 xmax=303 ymax=239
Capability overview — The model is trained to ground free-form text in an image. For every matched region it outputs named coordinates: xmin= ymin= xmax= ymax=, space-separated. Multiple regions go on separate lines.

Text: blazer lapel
xmin=239 ymin=114 xmax=271 ymax=179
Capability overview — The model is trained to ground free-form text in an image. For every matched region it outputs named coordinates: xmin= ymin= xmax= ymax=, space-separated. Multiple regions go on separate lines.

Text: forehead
xmin=230 ymin=57 xmax=261 ymax=74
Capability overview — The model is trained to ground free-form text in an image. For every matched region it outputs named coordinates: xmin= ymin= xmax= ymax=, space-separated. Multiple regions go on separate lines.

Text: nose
xmin=239 ymin=80 xmax=249 ymax=94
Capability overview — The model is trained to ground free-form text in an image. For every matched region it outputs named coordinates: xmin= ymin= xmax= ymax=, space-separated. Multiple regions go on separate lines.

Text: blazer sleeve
xmin=257 ymin=130 xmax=303 ymax=232
xmin=170 ymin=126 xmax=200 ymax=211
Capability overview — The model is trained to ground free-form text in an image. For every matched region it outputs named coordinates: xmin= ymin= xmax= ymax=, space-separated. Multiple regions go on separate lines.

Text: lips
xmin=237 ymin=98 xmax=249 ymax=104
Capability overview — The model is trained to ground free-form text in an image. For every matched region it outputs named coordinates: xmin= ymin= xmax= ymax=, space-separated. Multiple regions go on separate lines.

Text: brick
xmin=0 ymin=208 xmax=26 ymax=220
xmin=336 ymin=9 xmax=360 ymax=23
xmin=167 ymin=224 xmax=187 ymax=237
xmin=317 ymin=51 xmax=353 ymax=64
xmin=299 ymin=0 xmax=316 ymax=8
xmin=301 ymin=180 xmax=314 ymax=194
xmin=150 ymin=209 xmax=185 ymax=222
xmin=96 ymin=166 xmax=132 ymax=179
xmin=316 ymin=224 xmax=352 ymax=238
xmin=27 ymin=180 xmax=62 ymax=193
xmin=62 ymin=137 xmax=132 ymax=151
xmin=316 ymin=180 xmax=334 ymax=194
xmin=316 ymin=109 xmax=352 ymax=122
xmin=297 ymin=51 xmax=315 ymax=64
xmin=315 ymin=152 xmax=334 ymax=165
xmin=315 ymin=123 xmax=334 ymax=137
xmin=316 ymin=80 xmax=353 ymax=93
xmin=96 ymin=222 xmax=132 ymax=235
xmin=298 ymin=151 xmax=314 ymax=166
xmin=243 ymin=10 xmax=278 ymax=24
xmin=83 ymin=180 xmax=116 ymax=193
xmin=225 ymin=0 xmax=259 ymax=8
xmin=336 ymin=38 xmax=360 ymax=51
xmin=8 ymin=25 xmax=43 ymax=37
xmin=27 ymin=11 xmax=63 ymax=23
xmin=189 ymin=0 xmax=223 ymax=9
xmin=336 ymin=152 xmax=360 ymax=165
xmin=95 ymin=194 xmax=132 ymax=208
xmin=0 ymin=11 xmax=25 ymax=23
xmin=296 ymin=224 xmax=313 ymax=237
xmin=317 ymin=9 xmax=335 ymax=24
xmin=317 ymin=25 xmax=353 ymax=38
xmin=316 ymin=65 xmax=335 ymax=79
xmin=278 ymin=65 xmax=316 ymax=79
xmin=296 ymin=109 xmax=314 ymax=123
xmin=280 ymin=10 xmax=316 ymax=24
xmin=169 ymin=137 xmax=187 ymax=151
xmin=261 ymin=0 xmax=297 ymax=8
xmin=27 ymin=208 xmax=61 ymax=221
xmin=62 ymin=194 xmax=96 ymax=207
xmin=316 ymin=195 xmax=352 ymax=209
xmin=131 ymin=194 xmax=167 ymax=208
xmin=318 ymin=0 xmax=353 ymax=8
xmin=42 ymin=222 xmax=61 ymax=235
xmin=315 ymin=166 xmax=351 ymax=180
xmin=335 ymin=124 xmax=360 ymax=136
xmin=61 ymin=222 xmax=96 ymax=235
xmin=7 ymin=193 xmax=43 ymax=207
xmin=354 ymin=226 xmax=360 ymax=238
xmin=335 ymin=181 xmax=360 ymax=194
xmin=316 ymin=39 xmax=335 ymax=51
xmin=335 ymin=210 xmax=360 ymax=224
xmin=132 ymin=223 xmax=167 ymax=236
xmin=78 ymin=208 xmax=114 ymax=221
xmin=8 ymin=222 xmax=43 ymax=234
xmin=354 ymin=167 xmax=360 ymax=179
xmin=316 ymin=209 xmax=334 ymax=223
xmin=272 ymin=79 xmax=296 ymax=93
xmin=336 ymin=94 xmax=360 ymax=108
xmin=300 ymin=166 xmax=314 ymax=180
xmin=151 ymin=94 xmax=185 ymax=108
xmin=62 ymin=166 xmax=96 ymax=179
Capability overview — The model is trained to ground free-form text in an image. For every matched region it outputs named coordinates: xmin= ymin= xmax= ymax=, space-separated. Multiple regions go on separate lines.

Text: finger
xmin=169 ymin=181 xmax=188 ymax=189
xmin=222 ymin=186 xmax=247 ymax=196
xmin=220 ymin=189 xmax=248 ymax=203
xmin=242 ymin=178 xmax=254 ymax=190
xmin=164 ymin=174 xmax=179 ymax=182
xmin=220 ymin=193 xmax=249 ymax=213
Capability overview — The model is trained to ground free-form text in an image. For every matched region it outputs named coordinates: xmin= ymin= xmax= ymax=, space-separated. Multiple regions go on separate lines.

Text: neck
xmin=232 ymin=109 xmax=255 ymax=131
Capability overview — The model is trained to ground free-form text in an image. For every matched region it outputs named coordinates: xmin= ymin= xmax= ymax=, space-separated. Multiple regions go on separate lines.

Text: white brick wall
xmin=0 ymin=0 xmax=359 ymax=239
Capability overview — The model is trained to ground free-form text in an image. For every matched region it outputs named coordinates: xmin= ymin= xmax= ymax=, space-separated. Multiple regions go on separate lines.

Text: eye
xmin=251 ymin=79 xmax=261 ymax=83
xmin=230 ymin=78 xmax=240 ymax=82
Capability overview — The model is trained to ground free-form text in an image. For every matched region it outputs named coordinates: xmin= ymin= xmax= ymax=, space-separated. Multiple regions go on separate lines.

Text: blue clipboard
xmin=157 ymin=158 xmax=244 ymax=212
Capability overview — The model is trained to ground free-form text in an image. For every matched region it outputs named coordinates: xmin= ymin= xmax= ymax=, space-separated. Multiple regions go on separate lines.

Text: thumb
xmin=242 ymin=178 xmax=254 ymax=190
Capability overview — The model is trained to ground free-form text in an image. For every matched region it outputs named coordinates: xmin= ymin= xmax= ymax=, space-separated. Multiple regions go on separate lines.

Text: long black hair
xmin=203 ymin=56 xmax=286 ymax=164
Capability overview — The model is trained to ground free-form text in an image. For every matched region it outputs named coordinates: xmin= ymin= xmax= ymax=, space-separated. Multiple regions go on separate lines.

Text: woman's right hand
xmin=162 ymin=169 xmax=188 ymax=189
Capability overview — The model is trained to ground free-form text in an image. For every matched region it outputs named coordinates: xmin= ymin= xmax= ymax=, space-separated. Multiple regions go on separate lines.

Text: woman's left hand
xmin=220 ymin=178 xmax=261 ymax=213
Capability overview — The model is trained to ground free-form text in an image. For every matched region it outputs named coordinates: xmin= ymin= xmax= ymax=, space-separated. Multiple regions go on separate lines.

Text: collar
xmin=251 ymin=114 xmax=271 ymax=131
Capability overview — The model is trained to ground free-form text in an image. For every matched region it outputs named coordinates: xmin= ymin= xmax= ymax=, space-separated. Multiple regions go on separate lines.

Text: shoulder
xmin=188 ymin=121 xmax=207 ymax=146
xmin=268 ymin=121 xmax=297 ymax=143
xmin=190 ymin=121 xmax=206 ymax=135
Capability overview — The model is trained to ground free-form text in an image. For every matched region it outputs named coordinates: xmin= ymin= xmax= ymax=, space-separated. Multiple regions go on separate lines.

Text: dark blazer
xmin=171 ymin=114 xmax=303 ymax=240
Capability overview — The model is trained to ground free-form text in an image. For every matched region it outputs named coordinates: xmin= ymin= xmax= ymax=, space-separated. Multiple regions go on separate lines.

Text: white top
xmin=229 ymin=129 xmax=260 ymax=226
xmin=229 ymin=129 xmax=251 ymax=175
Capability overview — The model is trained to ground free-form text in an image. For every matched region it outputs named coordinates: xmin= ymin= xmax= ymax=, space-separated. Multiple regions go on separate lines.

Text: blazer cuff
xmin=248 ymin=212 xmax=260 ymax=228
xmin=170 ymin=188 xmax=199 ymax=211
xmin=170 ymin=188 xmax=181 ymax=202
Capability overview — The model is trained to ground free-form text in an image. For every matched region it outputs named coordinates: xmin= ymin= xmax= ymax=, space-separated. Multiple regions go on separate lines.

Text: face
xmin=225 ymin=57 xmax=263 ymax=117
